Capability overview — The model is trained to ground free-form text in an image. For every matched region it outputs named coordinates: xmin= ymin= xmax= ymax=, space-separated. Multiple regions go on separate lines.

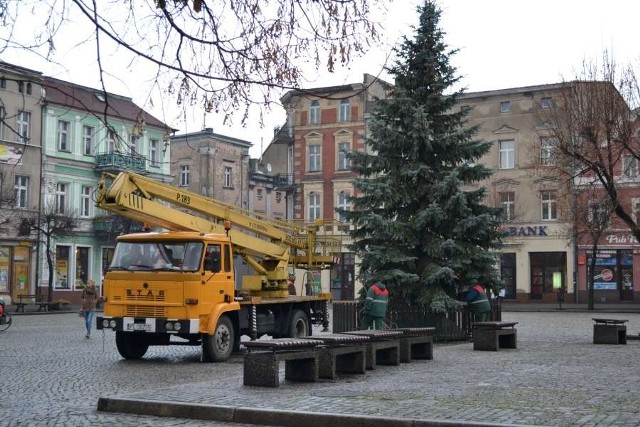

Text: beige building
xmin=460 ymin=84 xmax=574 ymax=302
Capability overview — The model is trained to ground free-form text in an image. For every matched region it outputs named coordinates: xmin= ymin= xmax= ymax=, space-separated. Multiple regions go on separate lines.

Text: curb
xmin=96 ymin=397 xmax=526 ymax=427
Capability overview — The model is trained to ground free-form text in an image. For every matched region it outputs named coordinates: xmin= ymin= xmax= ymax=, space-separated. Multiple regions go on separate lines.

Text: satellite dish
xmin=266 ymin=163 xmax=272 ymax=172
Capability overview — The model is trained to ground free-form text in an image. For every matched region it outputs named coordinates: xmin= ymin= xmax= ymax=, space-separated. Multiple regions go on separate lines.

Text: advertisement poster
xmin=0 ymin=143 xmax=23 ymax=165
xmin=55 ymin=259 xmax=69 ymax=289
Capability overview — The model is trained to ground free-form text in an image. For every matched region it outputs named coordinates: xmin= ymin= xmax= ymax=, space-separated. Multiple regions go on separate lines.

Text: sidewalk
xmin=97 ymin=311 xmax=640 ymax=427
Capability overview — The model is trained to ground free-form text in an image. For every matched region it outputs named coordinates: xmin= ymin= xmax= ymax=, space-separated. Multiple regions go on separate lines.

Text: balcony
xmin=273 ymin=174 xmax=295 ymax=189
xmin=95 ymin=152 xmax=147 ymax=174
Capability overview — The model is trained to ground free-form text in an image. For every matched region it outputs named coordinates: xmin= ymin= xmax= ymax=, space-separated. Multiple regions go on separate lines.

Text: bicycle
xmin=0 ymin=298 xmax=11 ymax=332
xmin=0 ymin=298 xmax=12 ymax=332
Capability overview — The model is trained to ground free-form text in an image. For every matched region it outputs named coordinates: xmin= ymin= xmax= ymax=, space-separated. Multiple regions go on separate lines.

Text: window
xmin=500 ymin=101 xmax=511 ymax=112
xmin=541 ymin=191 xmax=557 ymax=220
xmin=57 ymin=120 xmax=70 ymax=151
xmin=14 ymin=175 xmax=28 ymax=208
xmin=82 ymin=125 xmax=94 ymax=155
xmin=623 ymin=155 xmax=638 ymax=178
xmin=224 ymin=166 xmax=233 ymax=188
xmin=17 ymin=81 xmax=23 ymax=93
xmin=0 ymin=77 xmax=5 ymax=89
xmin=337 ymin=142 xmax=350 ymax=171
xmin=149 ymin=139 xmax=159 ymax=166
xmin=308 ymin=192 xmax=320 ymax=222
xmin=16 ymin=111 xmax=30 ymax=143
xmin=309 ymin=100 xmax=320 ymax=125
xmin=308 ymin=144 xmax=321 ymax=172
xmin=339 ymin=99 xmax=350 ymax=122
xmin=588 ymin=203 xmax=609 ymax=226
xmin=499 ymin=191 xmax=515 ymax=221
xmin=540 ymin=137 xmax=556 ymax=167
xmin=460 ymin=105 xmax=471 ymax=113
xmin=75 ymin=247 xmax=90 ymax=289
xmin=499 ymin=140 xmax=515 ymax=169
xmin=130 ymin=134 xmax=139 ymax=155
xmin=107 ymin=130 xmax=116 ymax=153
xmin=256 ymin=188 xmax=263 ymax=200
xmin=541 ymin=97 xmax=552 ymax=109
xmin=180 ymin=165 xmax=190 ymax=187
xmin=55 ymin=245 xmax=71 ymax=289
xmin=56 ymin=183 xmax=68 ymax=214
xmin=80 ymin=186 xmax=92 ymax=217
xmin=336 ymin=191 xmax=350 ymax=222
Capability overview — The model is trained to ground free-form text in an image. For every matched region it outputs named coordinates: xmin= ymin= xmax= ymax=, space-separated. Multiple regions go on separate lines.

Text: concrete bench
xmin=473 ymin=321 xmax=518 ymax=351
xmin=341 ymin=330 xmax=402 ymax=370
xmin=243 ymin=338 xmax=324 ymax=387
xmin=592 ymin=318 xmax=628 ymax=345
xmin=389 ymin=327 xmax=435 ymax=363
xmin=301 ymin=334 xmax=369 ymax=379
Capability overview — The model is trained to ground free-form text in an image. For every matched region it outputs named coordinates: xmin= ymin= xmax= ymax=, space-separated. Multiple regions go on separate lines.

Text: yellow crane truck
xmin=94 ymin=171 xmax=341 ymax=362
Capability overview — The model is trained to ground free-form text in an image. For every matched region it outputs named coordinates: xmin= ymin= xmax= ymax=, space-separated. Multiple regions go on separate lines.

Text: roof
xmin=43 ymin=77 xmax=172 ymax=131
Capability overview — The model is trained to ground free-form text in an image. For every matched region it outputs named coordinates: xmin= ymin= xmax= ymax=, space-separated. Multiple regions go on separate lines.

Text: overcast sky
xmin=6 ymin=0 xmax=640 ymax=158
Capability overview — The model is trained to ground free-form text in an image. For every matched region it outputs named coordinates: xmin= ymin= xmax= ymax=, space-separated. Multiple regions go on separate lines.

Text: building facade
xmin=37 ymin=77 xmax=172 ymax=304
xmin=0 ymin=62 xmax=44 ymax=304
xmin=276 ymin=74 xmax=393 ymax=300
xmin=170 ymin=128 xmax=251 ymax=208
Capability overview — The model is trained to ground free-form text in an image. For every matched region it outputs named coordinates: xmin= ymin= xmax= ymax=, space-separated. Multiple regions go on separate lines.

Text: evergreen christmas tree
xmin=343 ymin=0 xmax=503 ymax=313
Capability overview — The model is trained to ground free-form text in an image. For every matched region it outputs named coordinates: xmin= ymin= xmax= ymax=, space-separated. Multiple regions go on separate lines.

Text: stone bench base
xmin=341 ymin=330 xmax=403 ymax=370
xmin=242 ymin=338 xmax=323 ymax=387
xmin=473 ymin=322 xmax=518 ymax=351
xmin=593 ymin=324 xmax=627 ymax=345
xmin=319 ymin=344 xmax=367 ymax=379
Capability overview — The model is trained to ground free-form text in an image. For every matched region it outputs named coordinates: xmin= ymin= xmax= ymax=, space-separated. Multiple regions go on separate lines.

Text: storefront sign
xmin=605 ymin=233 xmax=639 ymax=245
xmin=504 ymin=226 xmax=548 ymax=237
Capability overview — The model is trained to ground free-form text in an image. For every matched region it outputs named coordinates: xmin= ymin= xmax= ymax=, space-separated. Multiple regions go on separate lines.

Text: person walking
xmin=361 ymin=280 xmax=389 ymax=330
xmin=81 ymin=279 xmax=102 ymax=338
xmin=465 ymin=282 xmax=492 ymax=323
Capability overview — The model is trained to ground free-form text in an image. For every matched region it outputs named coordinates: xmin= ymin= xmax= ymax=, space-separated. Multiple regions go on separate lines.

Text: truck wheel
xmin=115 ymin=332 xmax=149 ymax=360
xmin=289 ymin=309 xmax=309 ymax=338
xmin=202 ymin=315 xmax=234 ymax=363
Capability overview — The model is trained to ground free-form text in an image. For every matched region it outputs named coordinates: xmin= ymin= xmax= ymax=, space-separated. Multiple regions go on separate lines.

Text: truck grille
xmin=126 ymin=305 xmax=166 ymax=317
xmin=125 ymin=293 xmax=166 ymax=302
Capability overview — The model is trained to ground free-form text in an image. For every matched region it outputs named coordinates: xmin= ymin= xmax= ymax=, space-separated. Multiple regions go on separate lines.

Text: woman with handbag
xmin=81 ymin=280 xmax=102 ymax=338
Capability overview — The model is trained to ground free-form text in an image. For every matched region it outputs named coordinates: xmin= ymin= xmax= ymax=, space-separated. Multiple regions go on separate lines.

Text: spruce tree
xmin=344 ymin=0 xmax=503 ymax=313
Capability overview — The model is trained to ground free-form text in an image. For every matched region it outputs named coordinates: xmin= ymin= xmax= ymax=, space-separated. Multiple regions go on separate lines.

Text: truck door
xmin=200 ymin=244 xmax=233 ymax=312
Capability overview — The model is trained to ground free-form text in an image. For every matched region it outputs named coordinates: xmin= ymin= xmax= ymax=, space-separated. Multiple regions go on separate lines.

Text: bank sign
xmin=504 ymin=226 xmax=548 ymax=237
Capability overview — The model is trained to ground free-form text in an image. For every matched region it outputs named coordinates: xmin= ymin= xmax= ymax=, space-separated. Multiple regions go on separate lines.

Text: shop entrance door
xmin=500 ymin=253 xmax=516 ymax=299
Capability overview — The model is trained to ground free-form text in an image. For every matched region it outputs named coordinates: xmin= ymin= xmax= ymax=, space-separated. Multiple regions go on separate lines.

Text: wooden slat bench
xmin=243 ymin=338 xmax=324 ymax=387
xmin=593 ymin=318 xmax=628 ymax=345
xmin=301 ymin=334 xmax=370 ymax=379
xmin=341 ymin=330 xmax=403 ymax=370
xmin=473 ymin=321 xmax=518 ymax=351
xmin=15 ymin=294 xmax=52 ymax=313
xmin=389 ymin=327 xmax=435 ymax=363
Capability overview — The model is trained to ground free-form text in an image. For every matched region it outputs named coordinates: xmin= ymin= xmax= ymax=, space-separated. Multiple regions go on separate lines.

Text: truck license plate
xmin=127 ymin=323 xmax=151 ymax=331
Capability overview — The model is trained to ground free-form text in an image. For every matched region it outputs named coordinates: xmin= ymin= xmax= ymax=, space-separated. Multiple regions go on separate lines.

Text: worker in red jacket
xmin=465 ymin=283 xmax=492 ymax=322
xmin=361 ymin=280 xmax=389 ymax=330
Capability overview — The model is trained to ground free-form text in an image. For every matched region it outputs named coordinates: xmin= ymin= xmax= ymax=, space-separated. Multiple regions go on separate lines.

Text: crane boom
xmin=95 ymin=171 xmax=342 ymax=277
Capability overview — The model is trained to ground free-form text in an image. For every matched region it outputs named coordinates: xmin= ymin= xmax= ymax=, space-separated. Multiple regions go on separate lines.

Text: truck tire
xmin=202 ymin=315 xmax=234 ymax=363
xmin=289 ymin=309 xmax=309 ymax=338
xmin=115 ymin=331 xmax=149 ymax=360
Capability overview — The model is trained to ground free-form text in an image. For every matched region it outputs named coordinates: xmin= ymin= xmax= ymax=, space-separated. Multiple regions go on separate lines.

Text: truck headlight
xmin=102 ymin=319 xmax=110 ymax=328
xmin=109 ymin=320 xmax=116 ymax=328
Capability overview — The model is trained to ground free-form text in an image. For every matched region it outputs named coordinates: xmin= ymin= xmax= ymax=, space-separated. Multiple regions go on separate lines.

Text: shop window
xmin=75 ymin=247 xmax=90 ymax=289
xmin=55 ymin=245 xmax=71 ymax=289
xmin=529 ymin=252 xmax=566 ymax=299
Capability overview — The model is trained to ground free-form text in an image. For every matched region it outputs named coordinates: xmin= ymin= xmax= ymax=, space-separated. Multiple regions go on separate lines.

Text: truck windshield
xmin=108 ymin=241 xmax=204 ymax=272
